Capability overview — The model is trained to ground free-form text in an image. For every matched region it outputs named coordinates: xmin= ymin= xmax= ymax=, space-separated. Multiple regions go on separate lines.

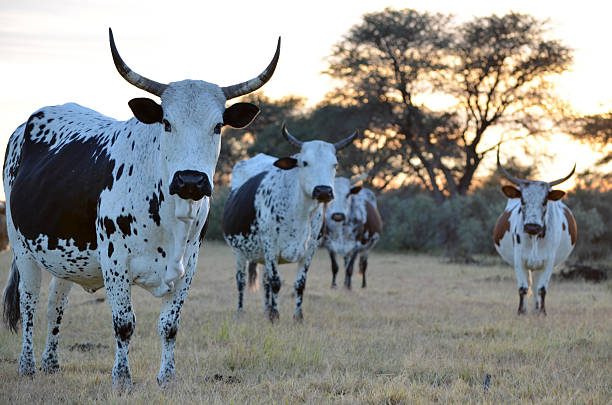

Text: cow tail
xmin=3 ymin=259 xmax=21 ymax=333
xmin=247 ymin=262 xmax=259 ymax=292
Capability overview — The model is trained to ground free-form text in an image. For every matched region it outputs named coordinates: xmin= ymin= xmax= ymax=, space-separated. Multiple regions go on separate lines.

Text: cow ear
xmin=350 ymin=186 xmax=362 ymax=194
xmin=548 ymin=189 xmax=566 ymax=201
xmin=502 ymin=185 xmax=521 ymax=199
xmin=273 ymin=157 xmax=298 ymax=170
xmin=128 ymin=98 xmax=163 ymax=124
xmin=223 ymin=103 xmax=260 ymax=129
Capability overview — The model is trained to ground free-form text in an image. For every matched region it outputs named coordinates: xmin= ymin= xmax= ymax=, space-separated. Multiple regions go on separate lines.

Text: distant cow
xmin=2 ymin=29 xmax=280 ymax=389
xmin=322 ymin=176 xmax=382 ymax=289
xmin=223 ymin=124 xmax=358 ymax=322
xmin=493 ymin=149 xmax=577 ymax=315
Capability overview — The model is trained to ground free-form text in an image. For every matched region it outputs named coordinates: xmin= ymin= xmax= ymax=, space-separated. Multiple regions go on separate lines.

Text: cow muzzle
xmin=524 ymin=223 xmax=543 ymax=236
xmin=312 ymin=186 xmax=334 ymax=203
xmin=169 ymin=170 xmax=211 ymax=201
xmin=331 ymin=213 xmax=345 ymax=222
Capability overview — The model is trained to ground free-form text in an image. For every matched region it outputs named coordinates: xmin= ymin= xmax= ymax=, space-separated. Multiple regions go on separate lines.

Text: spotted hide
xmin=322 ymin=177 xmax=382 ymax=289
xmin=222 ymin=125 xmax=358 ymax=322
xmin=1 ymin=29 xmax=280 ymax=390
xmin=494 ymin=150 xmax=577 ymax=315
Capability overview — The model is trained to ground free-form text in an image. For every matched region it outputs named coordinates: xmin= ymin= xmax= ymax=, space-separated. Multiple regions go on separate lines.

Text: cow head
xmin=327 ymin=177 xmax=363 ymax=223
xmin=109 ymin=28 xmax=279 ymax=212
xmin=273 ymin=124 xmax=358 ymax=204
xmin=497 ymin=149 xmax=575 ymax=236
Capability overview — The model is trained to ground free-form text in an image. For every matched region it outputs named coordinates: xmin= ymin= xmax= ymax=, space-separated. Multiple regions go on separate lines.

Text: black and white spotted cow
xmin=222 ymin=124 xmax=358 ymax=322
xmin=1 ymin=29 xmax=280 ymax=389
xmin=322 ymin=176 xmax=382 ymax=289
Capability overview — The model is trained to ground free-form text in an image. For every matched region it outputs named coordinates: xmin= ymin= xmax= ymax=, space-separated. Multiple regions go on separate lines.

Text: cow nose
xmin=312 ymin=186 xmax=334 ymax=203
xmin=169 ymin=170 xmax=211 ymax=201
xmin=331 ymin=213 xmax=345 ymax=222
xmin=524 ymin=223 xmax=543 ymax=235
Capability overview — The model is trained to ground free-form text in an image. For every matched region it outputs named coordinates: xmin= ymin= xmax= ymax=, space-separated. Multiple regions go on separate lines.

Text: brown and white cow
xmin=493 ymin=150 xmax=577 ymax=315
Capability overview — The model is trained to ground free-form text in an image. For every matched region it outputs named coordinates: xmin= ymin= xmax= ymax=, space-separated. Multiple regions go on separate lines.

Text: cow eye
xmin=214 ymin=123 xmax=222 ymax=134
xmin=162 ymin=119 xmax=172 ymax=133
xmin=303 ymin=161 xmax=309 ymax=167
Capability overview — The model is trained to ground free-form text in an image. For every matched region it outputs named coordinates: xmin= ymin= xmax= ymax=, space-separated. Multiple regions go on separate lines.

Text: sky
xmin=0 ymin=0 xmax=610 ymax=196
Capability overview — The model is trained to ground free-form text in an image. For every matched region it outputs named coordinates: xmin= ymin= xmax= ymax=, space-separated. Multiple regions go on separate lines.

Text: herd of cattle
xmin=0 ymin=30 xmax=577 ymax=389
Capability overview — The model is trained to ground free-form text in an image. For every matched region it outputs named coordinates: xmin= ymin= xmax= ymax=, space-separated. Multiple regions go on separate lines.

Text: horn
xmin=497 ymin=147 xmax=527 ymax=185
xmin=548 ymin=164 xmax=576 ymax=187
xmin=334 ymin=130 xmax=359 ymax=151
xmin=281 ymin=123 xmax=303 ymax=148
xmin=350 ymin=172 xmax=368 ymax=185
xmin=222 ymin=37 xmax=281 ymax=100
xmin=108 ymin=28 xmax=167 ymax=97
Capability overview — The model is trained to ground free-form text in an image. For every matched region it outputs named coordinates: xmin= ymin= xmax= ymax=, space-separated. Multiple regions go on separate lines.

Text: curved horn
xmin=222 ymin=37 xmax=281 ymax=100
xmin=334 ymin=130 xmax=359 ymax=151
xmin=497 ymin=147 xmax=527 ymax=185
xmin=548 ymin=164 xmax=576 ymax=187
xmin=281 ymin=123 xmax=303 ymax=148
xmin=350 ymin=172 xmax=368 ymax=185
xmin=108 ymin=28 xmax=167 ymax=97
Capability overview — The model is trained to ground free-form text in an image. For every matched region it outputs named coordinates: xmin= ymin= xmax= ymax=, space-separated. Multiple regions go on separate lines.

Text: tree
xmin=324 ymin=9 xmax=573 ymax=201
xmin=563 ymin=111 xmax=612 ymax=190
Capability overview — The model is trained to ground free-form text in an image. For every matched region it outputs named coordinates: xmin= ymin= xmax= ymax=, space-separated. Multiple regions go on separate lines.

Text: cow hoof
xmin=331 ymin=282 xmax=337 ymax=289
xmin=18 ymin=357 xmax=36 ymax=377
xmin=157 ymin=370 xmax=176 ymax=388
xmin=112 ymin=367 xmax=133 ymax=392
xmin=517 ymin=308 xmax=527 ymax=316
xmin=538 ymin=308 xmax=547 ymax=316
xmin=268 ymin=309 xmax=280 ymax=323
xmin=40 ymin=357 xmax=60 ymax=374
xmin=293 ymin=311 xmax=304 ymax=323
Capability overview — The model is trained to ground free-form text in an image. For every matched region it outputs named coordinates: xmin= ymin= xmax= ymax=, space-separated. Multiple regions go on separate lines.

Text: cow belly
xmin=25 ymin=242 xmax=103 ymax=291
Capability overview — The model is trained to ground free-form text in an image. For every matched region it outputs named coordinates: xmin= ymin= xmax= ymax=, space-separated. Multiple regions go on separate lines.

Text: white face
xmin=159 ymin=80 xmax=225 ymax=197
xmin=296 ymin=141 xmax=338 ymax=200
xmin=327 ymin=177 xmax=353 ymax=221
xmin=519 ymin=181 xmax=550 ymax=228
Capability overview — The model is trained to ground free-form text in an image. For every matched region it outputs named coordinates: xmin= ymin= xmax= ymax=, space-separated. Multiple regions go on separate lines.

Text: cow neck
xmin=285 ymin=173 xmax=320 ymax=220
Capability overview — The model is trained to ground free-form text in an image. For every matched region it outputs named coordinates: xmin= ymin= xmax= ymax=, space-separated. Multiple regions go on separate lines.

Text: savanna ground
xmin=0 ymin=242 xmax=610 ymax=403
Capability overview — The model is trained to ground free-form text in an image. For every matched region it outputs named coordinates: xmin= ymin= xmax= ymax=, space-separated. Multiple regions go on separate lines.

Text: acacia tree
xmin=325 ymin=9 xmax=573 ymax=201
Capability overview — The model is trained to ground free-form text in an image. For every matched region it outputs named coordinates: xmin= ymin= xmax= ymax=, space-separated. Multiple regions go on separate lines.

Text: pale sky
xmin=1 ymin=0 xmax=610 ymax=196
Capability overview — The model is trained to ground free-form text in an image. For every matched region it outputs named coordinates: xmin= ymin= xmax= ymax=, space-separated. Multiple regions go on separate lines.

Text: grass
xmin=0 ymin=242 xmax=610 ymax=403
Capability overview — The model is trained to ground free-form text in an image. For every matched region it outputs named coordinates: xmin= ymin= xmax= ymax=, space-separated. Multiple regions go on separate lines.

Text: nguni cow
xmin=493 ymin=149 xmax=577 ymax=315
xmin=222 ymin=124 xmax=358 ymax=322
xmin=321 ymin=176 xmax=382 ymax=289
xmin=1 ymin=28 xmax=280 ymax=389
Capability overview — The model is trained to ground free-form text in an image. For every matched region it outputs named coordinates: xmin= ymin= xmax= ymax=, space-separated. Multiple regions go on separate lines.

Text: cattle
xmin=321 ymin=176 xmax=382 ymax=289
xmin=222 ymin=124 xmax=358 ymax=322
xmin=1 ymin=28 xmax=280 ymax=389
xmin=493 ymin=149 xmax=577 ymax=315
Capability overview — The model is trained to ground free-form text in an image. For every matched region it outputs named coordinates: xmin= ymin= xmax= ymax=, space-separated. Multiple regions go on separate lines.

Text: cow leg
xmin=156 ymin=269 xmax=194 ymax=387
xmin=294 ymin=243 xmax=317 ymax=322
xmin=262 ymin=252 xmax=281 ymax=322
xmin=329 ymin=250 xmax=339 ymax=288
xmin=359 ymin=252 xmax=368 ymax=289
xmin=15 ymin=257 xmax=41 ymax=376
xmin=534 ymin=265 xmax=553 ymax=316
xmin=234 ymin=254 xmax=247 ymax=314
xmin=41 ymin=277 xmax=72 ymax=374
xmin=101 ymin=256 xmax=135 ymax=390
xmin=343 ymin=251 xmax=358 ymax=290
xmin=262 ymin=271 xmax=272 ymax=316
xmin=513 ymin=253 xmax=529 ymax=315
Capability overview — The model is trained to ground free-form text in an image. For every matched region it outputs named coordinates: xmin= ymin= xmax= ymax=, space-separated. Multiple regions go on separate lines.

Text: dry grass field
xmin=0 ymin=242 xmax=610 ymax=403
